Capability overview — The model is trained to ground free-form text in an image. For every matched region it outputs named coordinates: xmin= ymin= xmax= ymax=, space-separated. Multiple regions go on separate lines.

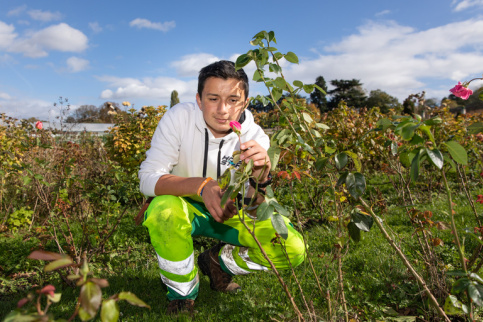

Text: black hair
xmin=198 ymin=60 xmax=249 ymax=99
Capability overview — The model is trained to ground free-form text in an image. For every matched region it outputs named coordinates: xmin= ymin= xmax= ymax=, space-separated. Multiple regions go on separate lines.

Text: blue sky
xmin=1 ymin=0 xmax=483 ymax=120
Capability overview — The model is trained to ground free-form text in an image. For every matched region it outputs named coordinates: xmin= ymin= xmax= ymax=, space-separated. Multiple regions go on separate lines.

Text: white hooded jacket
xmin=138 ymin=102 xmax=270 ymax=196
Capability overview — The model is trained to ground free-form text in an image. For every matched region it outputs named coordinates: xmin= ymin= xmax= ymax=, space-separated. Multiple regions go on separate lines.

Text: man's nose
xmin=217 ymin=100 xmax=229 ymax=113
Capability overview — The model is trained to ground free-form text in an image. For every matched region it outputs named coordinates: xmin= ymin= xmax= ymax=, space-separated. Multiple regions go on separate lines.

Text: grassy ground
xmin=1 ymin=178 xmax=482 ymax=321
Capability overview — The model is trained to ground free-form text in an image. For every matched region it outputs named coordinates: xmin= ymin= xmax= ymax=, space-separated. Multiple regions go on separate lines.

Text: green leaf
xmin=252 ymin=70 xmax=262 ymax=82
xmin=218 ymin=168 xmax=232 ymax=190
xmin=315 ymin=157 xmax=329 ymax=171
xmin=344 ymin=151 xmax=361 ymax=172
xmin=334 ymin=153 xmax=348 ymax=170
xmin=315 ymin=123 xmax=330 ymax=130
xmin=44 ymin=257 xmax=74 ymax=272
xmin=409 ymin=133 xmax=424 ymax=145
xmin=220 ymin=185 xmax=234 ymax=208
xmin=336 ymin=171 xmax=349 ymax=187
xmin=390 ymin=141 xmax=398 ymax=156
xmin=444 ymin=141 xmax=468 ymax=165
xmin=273 ymin=202 xmax=291 ymax=217
xmin=443 ymin=295 xmax=466 ymax=315
xmin=302 ymin=112 xmax=314 ymax=124
xmin=446 ymin=270 xmax=466 ymax=277
xmin=376 ymin=118 xmax=393 ymax=131
xmin=325 ymin=145 xmax=336 ymax=154
xmin=401 ymin=124 xmax=419 ymax=141
xmin=423 ymin=117 xmax=442 ymax=126
xmin=284 ymin=51 xmax=299 ymax=64
xmin=452 ymin=278 xmax=470 ymax=294
xmin=271 ymin=213 xmax=288 ymax=239
xmin=265 ymin=186 xmax=275 ymax=199
xmin=101 ymin=299 xmax=120 ymax=322
xmin=22 ymin=176 xmax=32 ymax=185
xmin=272 ymin=88 xmax=282 ymax=102
xmin=303 ymin=84 xmax=314 ymax=94
xmin=351 ymin=211 xmax=373 ymax=232
xmin=470 ymin=272 xmax=483 ymax=285
xmin=425 ymin=148 xmax=443 ymax=169
xmin=410 ymin=149 xmax=421 ymax=182
xmin=78 ymin=306 xmax=95 ymax=321
xmin=274 ymin=77 xmax=286 ymax=90
xmin=468 ymin=122 xmax=483 ymax=134
xmin=269 ymin=63 xmax=281 ymax=74
xmin=347 ymin=222 xmax=361 ymax=243
xmin=235 ymin=54 xmax=251 ymax=69
xmin=468 ymin=283 xmax=482 ymax=306
xmin=267 ymin=146 xmax=281 ymax=171
xmin=48 ymin=293 xmax=62 ymax=303
xmin=257 ymin=202 xmax=273 ymax=221
xmin=346 ymin=172 xmax=366 ymax=199
xmin=273 ymin=52 xmax=283 ymax=61
xmin=293 ymin=80 xmax=303 ymax=88
xmin=118 ymin=292 xmax=151 ymax=308
xmin=419 ymin=124 xmax=435 ymax=143
xmin=80 ymin=281 xmax=102 ymax=318
xmin=313 ymin=84 xmax=326 ymax=95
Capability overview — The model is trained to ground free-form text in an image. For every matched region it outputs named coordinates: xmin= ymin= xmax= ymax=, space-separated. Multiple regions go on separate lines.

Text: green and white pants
xmin=143 ymin=195 xmax=306 ymax=301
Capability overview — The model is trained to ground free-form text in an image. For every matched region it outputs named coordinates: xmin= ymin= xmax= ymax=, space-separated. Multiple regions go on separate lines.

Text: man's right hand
xmin=201 ymin=180 xmax=238 ymax=223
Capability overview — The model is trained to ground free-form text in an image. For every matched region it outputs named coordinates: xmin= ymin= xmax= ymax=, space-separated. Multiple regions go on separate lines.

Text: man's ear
xmin=196 ymin=93 xmax=202 ymax=110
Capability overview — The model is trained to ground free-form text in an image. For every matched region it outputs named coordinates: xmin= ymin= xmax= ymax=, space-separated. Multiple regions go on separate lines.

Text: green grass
xmin=1 ymin=178 xmax=483 ymax=321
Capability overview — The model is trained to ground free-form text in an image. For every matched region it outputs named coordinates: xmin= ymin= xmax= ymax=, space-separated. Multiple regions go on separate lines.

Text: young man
xmin=138 ymin=60 xmax=305 ymax=315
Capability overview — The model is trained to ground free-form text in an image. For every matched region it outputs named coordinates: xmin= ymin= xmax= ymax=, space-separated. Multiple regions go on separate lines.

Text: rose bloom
xmin=229 ymin=121 xmax=242 ymax=134
xmin=477 ymin=195 xmax=483 ymax=204
xmin=450 ymin=82 xmax=473 ymax=100
xmin=35 ymin=121 xmax=43 ymax=130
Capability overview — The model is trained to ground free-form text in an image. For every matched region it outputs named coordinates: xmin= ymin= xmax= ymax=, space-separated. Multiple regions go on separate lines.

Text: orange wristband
xmin=197 ymin=177 xmax=213 ymax=196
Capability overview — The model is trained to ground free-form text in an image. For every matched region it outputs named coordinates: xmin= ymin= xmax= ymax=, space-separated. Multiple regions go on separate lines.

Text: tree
xmin=98 ymin=102 xmax=121 ymax=123
xmin=68 ymin=105 xmax=99 ymax=123
xmin=310 ymin=76 xmax=328 ymax=113
xmin=366 ymin=89 xmax=400 ymax=114
xmin=170 ymin=90 xmax=180 ymax=107
xmin=327 ymin=79 xmax=367 ymax=110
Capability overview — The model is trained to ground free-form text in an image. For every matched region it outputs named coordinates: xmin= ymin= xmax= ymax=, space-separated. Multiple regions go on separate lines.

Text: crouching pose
xmin=138 ymin=60 xmax=305 ymax=315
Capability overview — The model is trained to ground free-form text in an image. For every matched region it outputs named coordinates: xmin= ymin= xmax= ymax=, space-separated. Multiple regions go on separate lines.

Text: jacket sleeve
xmin=138 ymin=110 xmax=182 ymax=196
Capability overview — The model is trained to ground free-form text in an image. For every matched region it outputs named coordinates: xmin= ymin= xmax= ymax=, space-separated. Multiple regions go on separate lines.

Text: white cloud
xmin=97 ymin=75 xmax=198 ymax=102
xmin=66 ymin=56 xmax=89 ymax=72
xmin=278 ymin=19 xmax=483 ymax=100
xmin=7 ymin=5 xmax=27 ymax=17
xmin=129 ymin=18 xmax=175 ymax=32
xmin=0 ymin=21 xmax=17 ymax=49
xmin=452 ymin=0 xmax=483 ymax=11
xmin=375 ymin=10 xmax=391 ymax=17
xmin=0 ymin=92 xmax=12 ymax=100
xmin=0 ymin=97 xmax=53 ymax=119
xmin=171 ymin=53 xmax=220 ymax=77
xmin=89 ymin=22 xmax=102 ymax=33
xmin=6 ymin=22 xmax=88 ymax=58
xmin=28 ymin=9 xmax=62 ymax=22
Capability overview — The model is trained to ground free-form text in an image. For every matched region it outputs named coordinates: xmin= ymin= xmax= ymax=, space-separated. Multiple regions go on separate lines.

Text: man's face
xmin=196 ymin=77 xmax=248 ymax=138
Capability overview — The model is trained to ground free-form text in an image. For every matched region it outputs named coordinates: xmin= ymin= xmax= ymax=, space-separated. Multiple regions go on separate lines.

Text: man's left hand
xmin=240 ymin=140 xmax=271 ymax=181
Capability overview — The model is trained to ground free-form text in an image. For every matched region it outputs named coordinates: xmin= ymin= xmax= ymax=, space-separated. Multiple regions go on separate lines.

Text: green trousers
xmin=143 ymin=195 xmax=305 ymax=301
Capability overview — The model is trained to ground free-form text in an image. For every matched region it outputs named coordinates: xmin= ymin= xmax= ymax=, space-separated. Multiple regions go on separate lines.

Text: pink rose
xmin=449 ymin=82 xmax=473 ymax=100
xmin=229 ymin=121 xmax=241 ymax=135
xmin=35 ymin=121 xmax=43 ymax=130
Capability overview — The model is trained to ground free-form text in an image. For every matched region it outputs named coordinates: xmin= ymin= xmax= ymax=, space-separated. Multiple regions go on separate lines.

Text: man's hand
xmin=201 ymin=180 xmax=238 ymax=223
xmin=240 ymin=140 xmax=271 ymax=181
